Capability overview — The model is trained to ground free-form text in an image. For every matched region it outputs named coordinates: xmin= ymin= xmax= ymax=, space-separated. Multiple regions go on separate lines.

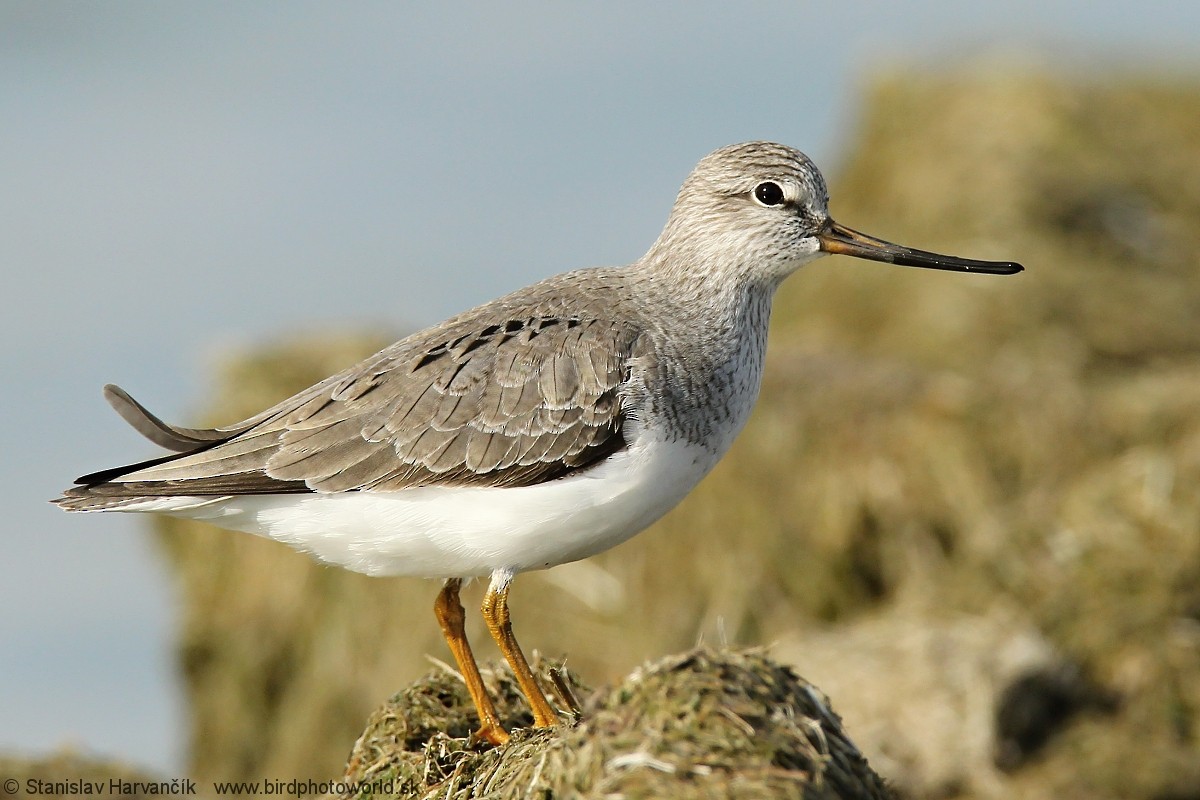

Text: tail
xmin=52 ymin=488 xmax=174 ymax=513
xmin=51 ymin=383 xmax=245 ymax=512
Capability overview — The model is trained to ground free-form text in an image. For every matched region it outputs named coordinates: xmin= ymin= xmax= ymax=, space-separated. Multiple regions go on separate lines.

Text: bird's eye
xmin=753 ymin=181 xmax=785 ymax=206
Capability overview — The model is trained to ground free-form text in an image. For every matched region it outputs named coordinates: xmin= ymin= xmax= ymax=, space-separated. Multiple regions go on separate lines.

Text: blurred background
xmin=4 ymin=2 xmax=1200 ymax=798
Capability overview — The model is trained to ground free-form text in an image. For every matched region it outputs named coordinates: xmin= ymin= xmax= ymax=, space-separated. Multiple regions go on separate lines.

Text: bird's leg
xmin=481 ymin=571 xmax=559 ymax=728
xmin=433 ymin=578 xmax=509 ymax=745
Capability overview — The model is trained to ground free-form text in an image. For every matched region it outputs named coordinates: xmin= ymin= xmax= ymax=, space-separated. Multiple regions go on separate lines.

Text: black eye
xmin=753 ymin=181 xmax=785 ymax=206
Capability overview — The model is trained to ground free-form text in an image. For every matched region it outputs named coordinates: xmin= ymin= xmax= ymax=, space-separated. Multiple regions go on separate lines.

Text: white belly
xmin=137 ymin=434 xmax=719 ymax=578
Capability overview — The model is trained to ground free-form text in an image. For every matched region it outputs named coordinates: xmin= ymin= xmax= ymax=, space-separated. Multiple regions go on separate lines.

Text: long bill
xmin=818 ymin=220 xmax=1024 ymax=275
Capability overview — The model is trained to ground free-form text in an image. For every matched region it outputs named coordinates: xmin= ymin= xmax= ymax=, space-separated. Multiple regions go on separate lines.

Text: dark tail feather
xmin=103 ymin=384 xmax=245 ymax=452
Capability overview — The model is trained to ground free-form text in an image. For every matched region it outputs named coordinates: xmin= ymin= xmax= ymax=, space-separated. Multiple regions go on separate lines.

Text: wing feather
xmin=59 ymin=309 xmax=639 ymax=504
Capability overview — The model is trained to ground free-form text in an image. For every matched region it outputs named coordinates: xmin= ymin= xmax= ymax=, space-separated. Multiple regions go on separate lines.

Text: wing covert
xmin=102 ymin=314 xmax=638 ymax=496
xmin=273 ymin=315 xmax=634 ymax=491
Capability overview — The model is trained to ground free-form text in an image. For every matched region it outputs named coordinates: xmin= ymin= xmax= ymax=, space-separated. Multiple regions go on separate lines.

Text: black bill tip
xmin=818 ymin=220 xmax=1023 ymax=275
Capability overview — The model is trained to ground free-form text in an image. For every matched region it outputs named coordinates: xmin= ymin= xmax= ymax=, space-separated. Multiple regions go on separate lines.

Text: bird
xmin=54 ymin=141 xmax=1023 ymax=745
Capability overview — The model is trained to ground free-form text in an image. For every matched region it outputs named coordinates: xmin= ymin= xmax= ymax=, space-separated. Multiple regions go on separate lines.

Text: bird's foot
xmin=471 ymin=721 xmax=510 ymax=747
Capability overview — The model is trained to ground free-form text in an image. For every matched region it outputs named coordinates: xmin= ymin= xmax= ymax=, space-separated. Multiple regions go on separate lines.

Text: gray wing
xmin=58 ymin=313 xmax=638 ymax=503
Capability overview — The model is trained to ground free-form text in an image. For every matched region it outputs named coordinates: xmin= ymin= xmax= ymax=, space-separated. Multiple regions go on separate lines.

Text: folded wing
xmin=56 ymin=314 xmax=637 ymax=507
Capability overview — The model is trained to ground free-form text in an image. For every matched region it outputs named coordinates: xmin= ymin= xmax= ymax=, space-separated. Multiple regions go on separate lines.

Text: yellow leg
xmin=433 ymin=578 xmax=509 ymax=745
xmin=481 ymin=572 xmax=559 ymax=728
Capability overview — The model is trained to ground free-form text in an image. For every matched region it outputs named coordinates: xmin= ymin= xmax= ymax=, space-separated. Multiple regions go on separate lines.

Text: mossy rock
xmin=332 ymin=648 xmax=893 ymax=800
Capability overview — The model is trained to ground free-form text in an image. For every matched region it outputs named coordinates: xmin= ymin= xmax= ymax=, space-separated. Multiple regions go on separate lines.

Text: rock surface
xmin=329 ymin=648 xmax=893 ymax=800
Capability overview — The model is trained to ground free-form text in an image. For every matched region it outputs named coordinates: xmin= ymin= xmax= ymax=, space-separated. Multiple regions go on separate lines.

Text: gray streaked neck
xmin=626 ymin=253 xmax=777 ymax=451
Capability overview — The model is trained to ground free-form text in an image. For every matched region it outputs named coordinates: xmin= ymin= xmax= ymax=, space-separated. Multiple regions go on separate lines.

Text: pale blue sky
xmin=2 ymin=1 xmax=1197 ymax=773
